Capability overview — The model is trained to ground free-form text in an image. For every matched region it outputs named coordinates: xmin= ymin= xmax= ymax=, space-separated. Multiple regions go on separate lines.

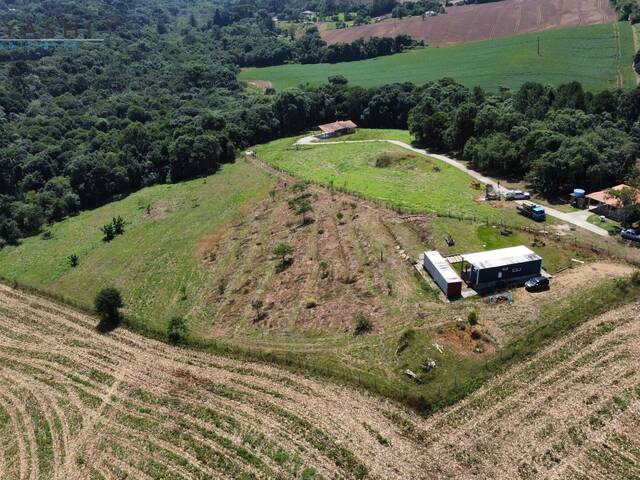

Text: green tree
xmin=101 ymin=223 xmax=115 ymax=242
xmin=112 ymin=216 xmax=126 ymax=235
xmin=94 ymin=288 xmax=123 ymax=326
xmin=296 ymin=199 xmax=313 ymax=225
xmin=167 ymin=316 xmax=188 ymax=343
xmin=68 ymin=254 xmax=79 ymax=268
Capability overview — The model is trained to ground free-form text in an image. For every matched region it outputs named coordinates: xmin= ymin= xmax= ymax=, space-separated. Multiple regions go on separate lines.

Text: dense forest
xmin=0 ymin=0 xmax=638 ymax=246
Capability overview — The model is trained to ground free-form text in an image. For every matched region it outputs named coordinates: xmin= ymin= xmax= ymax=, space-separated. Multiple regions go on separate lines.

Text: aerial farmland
xmin=2 ymin=0 xmax=640 ymax=478
xmin=321 ymin=0 xmax=618 ymax=46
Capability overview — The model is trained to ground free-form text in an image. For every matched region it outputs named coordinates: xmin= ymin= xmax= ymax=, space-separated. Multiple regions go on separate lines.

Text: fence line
xmin=255 ymin=159 xmax=640 ymax=266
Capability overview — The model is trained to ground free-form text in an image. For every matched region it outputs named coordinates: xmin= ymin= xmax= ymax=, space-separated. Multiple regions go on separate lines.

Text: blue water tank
xmin=574 ymin=188 xmax=586 ymax=198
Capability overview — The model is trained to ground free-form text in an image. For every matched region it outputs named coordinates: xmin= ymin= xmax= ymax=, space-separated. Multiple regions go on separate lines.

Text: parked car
xmin=505 ymin=190 xmax=531 ymax=200
xmin=524 ymin=276 xmax=549 ymax=292
xmin=621 ymin=228 xmax=640 ymax=242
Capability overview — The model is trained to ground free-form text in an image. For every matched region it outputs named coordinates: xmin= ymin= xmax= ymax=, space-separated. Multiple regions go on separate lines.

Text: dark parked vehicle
xmin=525 ymin=276 xmax=549 ymax=292
xmin=621 ymin=228 xmax=640 ymax=243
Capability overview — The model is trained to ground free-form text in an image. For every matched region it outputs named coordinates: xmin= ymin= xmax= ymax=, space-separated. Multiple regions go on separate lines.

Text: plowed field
xmin=322 ymin=0 xmax=617 ymax=46
xmin=1 ymin=283 xmax=639 ymax=478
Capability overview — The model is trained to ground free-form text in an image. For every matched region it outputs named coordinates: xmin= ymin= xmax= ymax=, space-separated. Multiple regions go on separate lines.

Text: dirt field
xmin=0 ymin=284 xmax=427 ymax=480
xmin=322 ymin=0 xmax=617 ymax=46
xmin=416 ymin=300 xmax=640 ymax=479
xmin=199 ymin=169 xmax=428 ymax=336
xmin=1 ymin=282 xmax=639 ymax=479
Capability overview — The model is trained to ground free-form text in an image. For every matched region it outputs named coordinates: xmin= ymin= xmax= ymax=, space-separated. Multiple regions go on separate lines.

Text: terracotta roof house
xmin=317 ymin=120 xmax=357 ymax=138
xmin=586 ymin=184 xmax=640 ymax=220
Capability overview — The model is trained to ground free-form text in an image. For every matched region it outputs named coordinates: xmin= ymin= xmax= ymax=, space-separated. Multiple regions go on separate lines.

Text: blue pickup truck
xmin=517 ymin=201 xmax=546 ymax=221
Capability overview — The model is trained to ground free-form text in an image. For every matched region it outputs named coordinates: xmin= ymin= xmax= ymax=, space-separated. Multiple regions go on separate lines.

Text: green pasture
xmin=0 ymin=159 xmax=274 ymax=330
xmin=240 ymin=22 xmax=635 ymax=92
xmin=255 ymin=135 xmax=532 ymax=224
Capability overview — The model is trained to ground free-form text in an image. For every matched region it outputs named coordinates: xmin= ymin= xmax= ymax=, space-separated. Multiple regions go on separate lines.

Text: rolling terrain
xmin=240 ymin=22 xmax=636 ymax=91
xmin=322 ymin=0 xmax=617 ymax=46
xmin=0 ymin=281 xmax=638 ymax=479
xmin=1 ymin=129 xmax=637 ymax=413
xmin=0 ymin=159 xmax=275 ymax=333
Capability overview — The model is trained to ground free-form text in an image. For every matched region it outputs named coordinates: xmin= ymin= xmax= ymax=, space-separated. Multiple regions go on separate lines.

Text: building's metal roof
xmin=462 ymin=246 xmax=541 ymax=270
xmin=424 ymin=251 xmax=463 ymax=283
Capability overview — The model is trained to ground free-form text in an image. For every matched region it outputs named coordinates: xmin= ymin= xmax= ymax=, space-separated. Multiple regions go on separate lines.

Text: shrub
xmin=614 ymin=277 xmax=630 ymax=293
xmin=167 ymin=315 xmax=188 ymax=343
xmin=273 ymin=243 xmax=293 ymax=272
xmin=354 ymin=314 xmax=372 ymax=335
xmin=292 ymin=182 xmax=307 ymax=193
xmin=399 ymin=328 xmax=416 ymax=344
xmin=101 ymin=223 xmax=115 ymax=242
xmin=305 ymin=297 xmax=317 ymax=308
xmin=101 ymin=216 xmax=127 ymax=242
xmin=68 ymin=254 xmax=79 ymax=268
xmin=41 ymin=230 xmax=53 ymax=240
xmin=374 ymin=153 xmax=393 ymax=168
xmin=631 ymin=270 xmax=640 ymax=286
xmin=468 ymin=311 xmax=478 ymax=326
xmin=112 ymin=216 xmax=126 ymax=235
xmin=94 ymin=287 xmax=123 ymax=326
xmin=273 ymin=242 xmax=292 ymax=261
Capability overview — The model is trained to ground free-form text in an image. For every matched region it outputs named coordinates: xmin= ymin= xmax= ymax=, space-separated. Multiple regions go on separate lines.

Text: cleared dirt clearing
xmin=322 ymin=0 xmax=617 ymax=46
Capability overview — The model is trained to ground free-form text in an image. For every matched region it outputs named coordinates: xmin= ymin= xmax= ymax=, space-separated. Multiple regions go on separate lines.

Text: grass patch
xmin=316 ymin=128 xmax=412 ymax=143
xmin=240 ymin=23 xmax=635 ymax=92
xmin=255 ymin=137 xmax=531 ymax=224
xmin=0 ymin=159 xmax=274 ymax=333
xmin=587 ymin=214 xmax=621 ymax=235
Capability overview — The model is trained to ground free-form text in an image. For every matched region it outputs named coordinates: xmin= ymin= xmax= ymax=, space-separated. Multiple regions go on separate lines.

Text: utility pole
xmin=537 ymin=36 xmax=540 ymax=56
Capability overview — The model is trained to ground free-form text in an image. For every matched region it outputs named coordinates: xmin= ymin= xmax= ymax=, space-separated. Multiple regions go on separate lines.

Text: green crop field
xmin=240 ymin=22 xmax=636 ymax=91
xmin=255 ymin=134 xmax=532 ymax=224
xmin=0 ymin=159 xmax=274 ymax=330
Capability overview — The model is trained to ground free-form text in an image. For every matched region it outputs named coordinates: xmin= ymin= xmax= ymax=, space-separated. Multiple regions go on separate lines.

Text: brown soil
xmin=322 ymin=0 xmax=617 ymax=46
xmin=1 ymin=283 xmax=639 ymax=478
xmin=0 ymin=284 xmax=430 ymax=480
xmin=438 ymin=324 xmax=496 ymax=357
xmin=200 ymin=164 xmax=425 ymax=335
xmin=143 ymin=199 xmax=173 ymax=220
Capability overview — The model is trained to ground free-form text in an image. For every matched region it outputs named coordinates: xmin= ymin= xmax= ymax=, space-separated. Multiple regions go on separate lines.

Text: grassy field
xmin=421 ymin=218 xmax=596 ymax=273
xmin=240 ymin=22 xmax=635 ymax=91
xmin=255 ymin=135 xmax=532 ymax=224
xmin=0 ymin=159 xmax=274 ymax=331
xmin=588 ymin=214 xmax=621 ymax=235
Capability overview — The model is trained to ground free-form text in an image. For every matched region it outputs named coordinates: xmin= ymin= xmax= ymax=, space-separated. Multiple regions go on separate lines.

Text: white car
xmin=505 ymin=190 xmax=530 ymax=200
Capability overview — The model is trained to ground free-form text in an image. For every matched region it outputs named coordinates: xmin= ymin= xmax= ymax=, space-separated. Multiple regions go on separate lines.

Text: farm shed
xmin=461 ymin=246 xmax=542 ymax=291
xmin=317 ymin=120 xmax=357 ymax=138
xmin=423 ymin=251 xmax=463 ymax=298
